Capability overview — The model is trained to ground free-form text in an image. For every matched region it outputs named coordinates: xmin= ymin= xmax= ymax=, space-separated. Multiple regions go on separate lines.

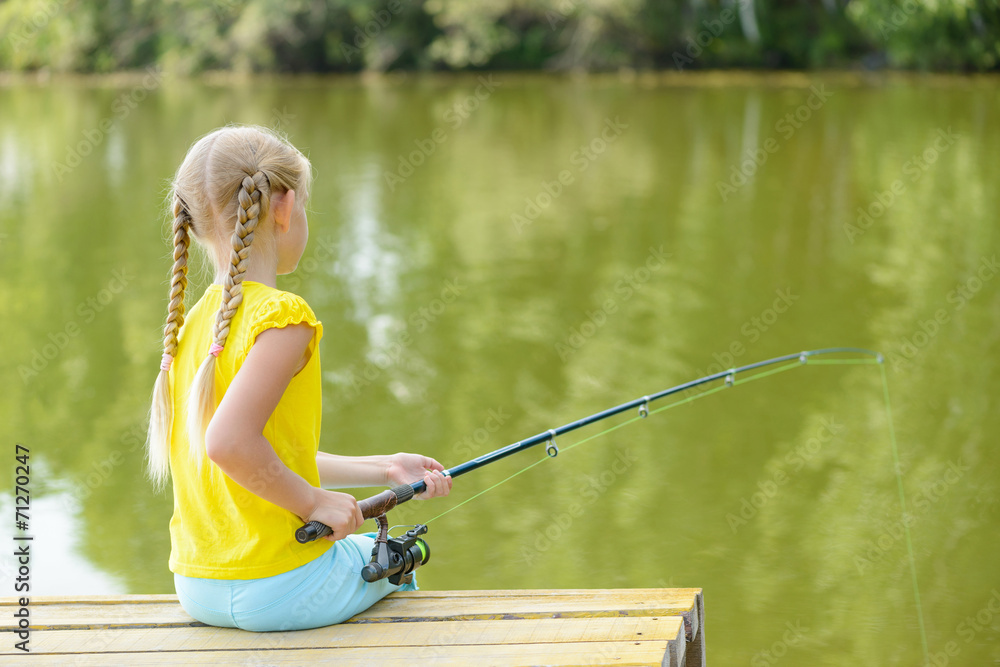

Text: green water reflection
xmin=1 ymin=73 xmax=998 ymax=665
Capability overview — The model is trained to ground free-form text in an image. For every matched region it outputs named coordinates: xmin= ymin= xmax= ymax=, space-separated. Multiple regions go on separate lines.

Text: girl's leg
xmin=173 ymin=574 xmax=239 ymax=628
xmin=228 ymin=533 xmax=418 ymax=632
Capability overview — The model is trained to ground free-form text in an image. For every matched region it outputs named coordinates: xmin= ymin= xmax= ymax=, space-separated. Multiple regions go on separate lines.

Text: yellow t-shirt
xmin=167 ymin=280 xmax=334 ymax=578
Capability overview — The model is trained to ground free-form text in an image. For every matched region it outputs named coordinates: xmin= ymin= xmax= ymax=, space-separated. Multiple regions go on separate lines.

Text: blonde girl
xmin=146 ymin=125 xmax=451 ymax=631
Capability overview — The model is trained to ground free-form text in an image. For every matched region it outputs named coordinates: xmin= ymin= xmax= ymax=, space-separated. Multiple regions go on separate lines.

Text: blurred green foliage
xmin=0 ymin=0 xmax=997 ymax=73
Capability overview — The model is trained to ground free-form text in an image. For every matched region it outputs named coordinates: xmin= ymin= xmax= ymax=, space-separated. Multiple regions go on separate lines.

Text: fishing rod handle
xmin=294 ymin=483 xmax=416 ymax=543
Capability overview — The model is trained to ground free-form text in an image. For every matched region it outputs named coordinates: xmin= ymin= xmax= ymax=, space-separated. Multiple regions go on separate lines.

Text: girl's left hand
xmin=386 ymin=453 xmax=453 ymax=499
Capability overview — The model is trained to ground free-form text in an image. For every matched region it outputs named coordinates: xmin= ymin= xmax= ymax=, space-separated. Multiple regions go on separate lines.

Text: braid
xmin=145 ymin=200 xmax=192 ymax=491
xmin=186 ymin=171 xmax=270 ymax=465
xmin=213 ymin=172 xmax=269 ymax=350
xmin=164 ymin=201 xmax=191 ymax=360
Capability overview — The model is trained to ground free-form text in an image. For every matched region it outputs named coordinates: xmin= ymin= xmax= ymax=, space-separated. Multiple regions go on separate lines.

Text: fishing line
xmin=881 ymin=361 xmax=929 ymax=664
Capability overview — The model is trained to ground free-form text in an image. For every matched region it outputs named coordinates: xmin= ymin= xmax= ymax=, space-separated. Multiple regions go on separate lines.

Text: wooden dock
xmin=2 ymin=588 xmax=704 ymax=666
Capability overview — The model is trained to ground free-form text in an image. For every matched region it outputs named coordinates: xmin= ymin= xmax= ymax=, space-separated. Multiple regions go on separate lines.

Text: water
xmin=1 ymin=72 xmax=997 ymax=664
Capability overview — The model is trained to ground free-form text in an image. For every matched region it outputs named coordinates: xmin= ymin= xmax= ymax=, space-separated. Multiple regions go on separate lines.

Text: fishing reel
xmin=361 ymin=515 xmax=430 ymax=586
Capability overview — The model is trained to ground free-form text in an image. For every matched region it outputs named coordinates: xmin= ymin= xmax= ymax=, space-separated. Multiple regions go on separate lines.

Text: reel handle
xmin=294 ymin=483 xmax=416 ymax=543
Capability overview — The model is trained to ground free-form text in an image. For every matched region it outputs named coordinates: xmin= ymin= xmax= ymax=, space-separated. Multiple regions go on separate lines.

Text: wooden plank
xmin=11 ymin=589 xmax=699 ymax=632
xmin=0 ymin=640 xmax=679 ymax=666
xmin=352 ymin=589 xmax=702 ymax=648
xmin=7 ymin=616 xmax=682 ymax=654
xmin=0 ymin=588 xmax=700 ymax=605
xmin=375 ymin=588 xmax=700 ymax=599
xmin=0 ymin=594 xmax=179 ymax=606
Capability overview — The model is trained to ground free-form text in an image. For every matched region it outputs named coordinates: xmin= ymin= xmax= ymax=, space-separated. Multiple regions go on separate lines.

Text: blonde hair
xmin=146 ymin=125 xmax=312 ymax=490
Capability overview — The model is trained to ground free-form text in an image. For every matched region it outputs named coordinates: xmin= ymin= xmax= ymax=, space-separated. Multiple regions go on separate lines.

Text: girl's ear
xmin=272 ymin=189 xmax=296 ymax=233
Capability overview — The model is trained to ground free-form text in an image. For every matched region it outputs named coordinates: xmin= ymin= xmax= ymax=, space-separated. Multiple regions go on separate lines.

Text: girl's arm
xmin=317 ymin=451 xmax=453 ymax=499
xmin=315 ymin=452 xmax=390 ymax=488
xmin=205 ymin=323 xmax=363 ymax=540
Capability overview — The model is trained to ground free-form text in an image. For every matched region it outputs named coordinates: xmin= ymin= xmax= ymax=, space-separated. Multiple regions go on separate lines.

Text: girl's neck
xmin=214 ymin=255 xmax=278 ymax=289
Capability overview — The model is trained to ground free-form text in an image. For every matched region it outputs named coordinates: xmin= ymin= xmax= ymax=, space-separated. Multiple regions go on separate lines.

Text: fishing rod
xmin=294 ymin=346 xmax=881 ymax=583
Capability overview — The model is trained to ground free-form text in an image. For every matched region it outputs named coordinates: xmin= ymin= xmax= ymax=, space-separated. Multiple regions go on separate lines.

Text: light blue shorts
xmin=173 ymin=533 xmax=417 ymax=632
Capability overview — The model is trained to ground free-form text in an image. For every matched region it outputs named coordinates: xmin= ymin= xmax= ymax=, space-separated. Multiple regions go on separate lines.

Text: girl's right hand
xmin=304 ymin=488 xmax=365 ymax=542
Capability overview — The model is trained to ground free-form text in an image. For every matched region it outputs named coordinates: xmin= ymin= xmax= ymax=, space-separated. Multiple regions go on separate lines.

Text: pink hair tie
xmin=209 ymin=343 xmax=224 ymax=357
xmin=160 ymin=353 xmax=174 ymax=372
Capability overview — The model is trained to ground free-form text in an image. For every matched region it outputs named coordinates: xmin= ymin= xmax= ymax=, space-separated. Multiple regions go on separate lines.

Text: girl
xmin=146 ymin=125 xmax=451 ymax=632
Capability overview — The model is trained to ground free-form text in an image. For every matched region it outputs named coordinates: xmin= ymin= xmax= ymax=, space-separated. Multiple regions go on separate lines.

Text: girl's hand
xmin=304 ymin=488 xmax=365 ymax=542
xmin=386 ymin=453 xmax=453 ymax=500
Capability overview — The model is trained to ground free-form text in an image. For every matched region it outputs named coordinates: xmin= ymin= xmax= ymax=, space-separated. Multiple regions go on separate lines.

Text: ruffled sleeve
xmin=242 ymin=291 xmax=323 ymax=362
